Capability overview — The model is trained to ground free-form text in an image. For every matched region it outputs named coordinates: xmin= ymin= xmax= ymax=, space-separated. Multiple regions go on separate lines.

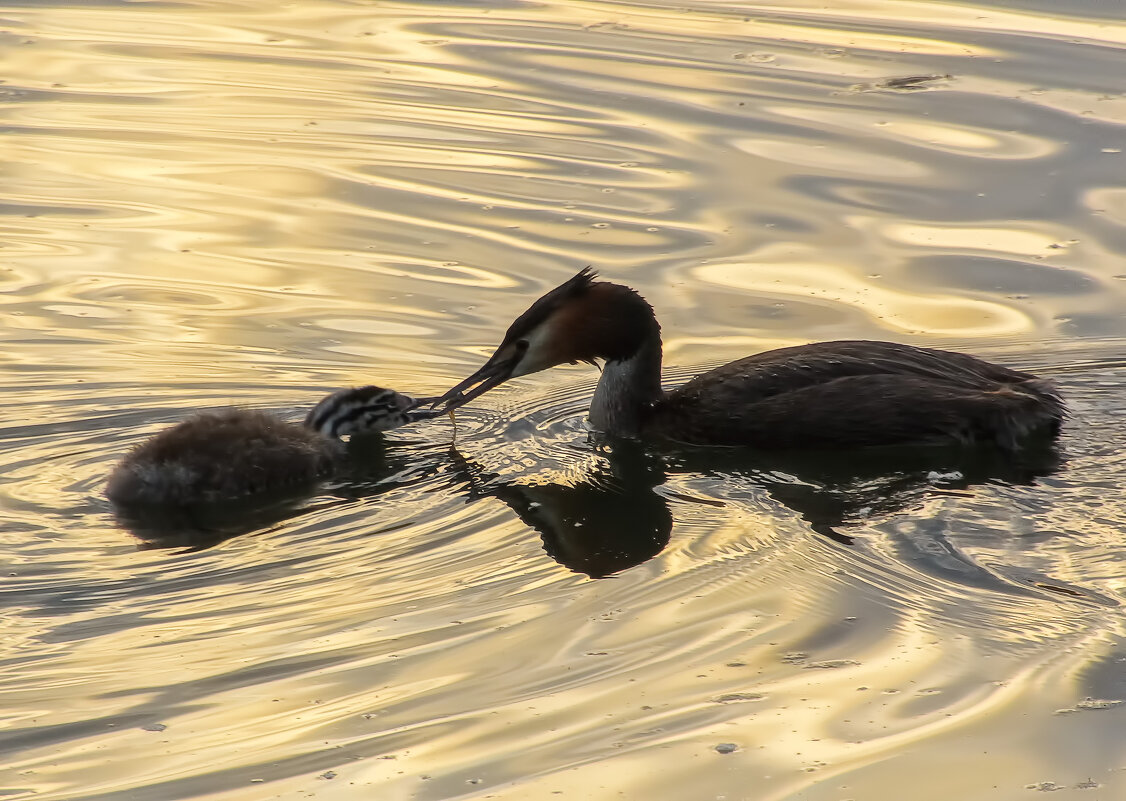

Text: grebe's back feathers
xmin=656 ymin=341 xmax=1063 ymax=449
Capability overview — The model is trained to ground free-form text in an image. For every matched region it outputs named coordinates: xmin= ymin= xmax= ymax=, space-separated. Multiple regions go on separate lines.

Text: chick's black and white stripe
xmin=305 ymin=386 xmax=414 ymax=438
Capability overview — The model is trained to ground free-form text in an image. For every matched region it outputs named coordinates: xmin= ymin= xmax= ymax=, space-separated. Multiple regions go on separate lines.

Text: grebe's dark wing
xmin=657 ymin=373 xmax=1062 ymax=450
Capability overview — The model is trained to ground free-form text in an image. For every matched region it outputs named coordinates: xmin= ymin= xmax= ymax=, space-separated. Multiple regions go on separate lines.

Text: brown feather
xmin=106 ymin=409 xmax=337 ymax=505
xmin=650 ymin=341 xmax=1063 ymax=449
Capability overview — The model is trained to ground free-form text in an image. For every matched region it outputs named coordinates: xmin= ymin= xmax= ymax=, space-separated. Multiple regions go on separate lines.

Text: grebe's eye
xmin=514 ymin=339 xmax=529 ymax=353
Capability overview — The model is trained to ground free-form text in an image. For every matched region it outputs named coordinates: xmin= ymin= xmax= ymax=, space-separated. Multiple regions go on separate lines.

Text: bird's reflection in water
xmin=450 ymin=436 xmax=1062 ymax=576
xmin=118 ymin=426 xmax=1063 ymax=583
xmin=116 ymin=491 xmax=316 ymax=551
xmin=448 ymin=439 xmax=673 ymax=578
xmin=668 ymin=438 xmax=1064 ymax=546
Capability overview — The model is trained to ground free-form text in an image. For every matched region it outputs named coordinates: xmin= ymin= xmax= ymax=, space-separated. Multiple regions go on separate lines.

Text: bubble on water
xmin=711 ymin=693 xmax=764 ymax=704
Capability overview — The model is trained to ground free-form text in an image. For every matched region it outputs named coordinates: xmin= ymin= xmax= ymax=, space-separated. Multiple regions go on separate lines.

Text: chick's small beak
xmin=431 ymin=354 xmax=518 ymax=412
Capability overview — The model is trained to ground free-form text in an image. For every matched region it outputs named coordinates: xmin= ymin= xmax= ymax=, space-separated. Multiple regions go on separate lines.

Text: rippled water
xmin=2 ymin=1 xmax=1125 ymax=798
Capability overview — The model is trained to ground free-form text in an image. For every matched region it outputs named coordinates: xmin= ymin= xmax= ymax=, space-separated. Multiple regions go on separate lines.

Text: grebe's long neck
xmin=588 ymin=320 xmax=664 ymax=437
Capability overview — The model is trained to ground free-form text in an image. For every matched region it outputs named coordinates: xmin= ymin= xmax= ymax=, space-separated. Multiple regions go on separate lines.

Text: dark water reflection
xmin=2 ymin=0 xmax=1126 ymax=798
xmin=448 ymin=440 xmax=674 ymax=579
xmin=450 ymin=430 xmax=1070 ymax=579
xmin=116 ymin=419 xmax=1064 ymax=584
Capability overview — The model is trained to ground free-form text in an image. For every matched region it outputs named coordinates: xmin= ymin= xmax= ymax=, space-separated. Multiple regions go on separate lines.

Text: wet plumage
xmin=107 ymin=386 xmax=439 ymax=506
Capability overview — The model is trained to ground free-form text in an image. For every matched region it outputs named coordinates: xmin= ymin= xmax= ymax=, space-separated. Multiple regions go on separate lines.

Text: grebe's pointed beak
xmin=403 ymin=394 xmax=447 ymax=422
xmin=431 ymin=353 xmax=519 ymax=412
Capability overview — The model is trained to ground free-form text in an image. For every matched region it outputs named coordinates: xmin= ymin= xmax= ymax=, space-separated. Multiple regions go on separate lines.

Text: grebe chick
xmin=107 ymin=386 xmax=441 ymax=506
xmin=433 ymin=269 xmax=1065 ymax=450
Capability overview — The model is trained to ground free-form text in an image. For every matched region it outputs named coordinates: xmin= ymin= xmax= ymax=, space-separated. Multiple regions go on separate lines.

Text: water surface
xmin=2 ymin=1 xmax=1125 ymax=799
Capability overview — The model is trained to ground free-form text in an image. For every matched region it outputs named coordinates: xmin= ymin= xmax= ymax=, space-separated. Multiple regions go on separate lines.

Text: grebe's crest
xmin=435 ymin=268 xmax=659 ymax=409
xmin=502 ymin=266 xmax=599 ymax=346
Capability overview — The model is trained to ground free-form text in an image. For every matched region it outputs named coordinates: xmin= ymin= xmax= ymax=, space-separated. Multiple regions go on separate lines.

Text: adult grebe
xmin=433 ymin=269 xmax=1065 ymax=450
xmin=107 ymin=385 xmax=442 ymax=506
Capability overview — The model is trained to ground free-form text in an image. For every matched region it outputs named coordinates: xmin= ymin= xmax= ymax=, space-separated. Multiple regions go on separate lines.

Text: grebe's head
xmin=434 ymin=268 xmax=658 ymax=411
xmin=304 ymin=386 xmax=443 ymax=438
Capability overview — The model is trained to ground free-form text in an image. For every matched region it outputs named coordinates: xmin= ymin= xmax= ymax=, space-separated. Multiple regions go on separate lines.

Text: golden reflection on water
xmin=2 ymin=0 xmax=1126 ymax=799
xmin=695 ymin=256 xmax=1034 ymax=336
